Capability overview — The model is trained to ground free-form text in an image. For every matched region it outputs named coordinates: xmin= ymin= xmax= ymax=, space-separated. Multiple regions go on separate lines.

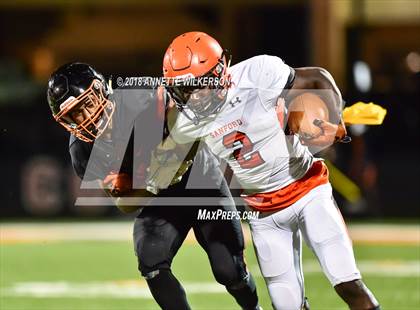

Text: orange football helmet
xmin=163 ymin=31 xmax=231 ymax=124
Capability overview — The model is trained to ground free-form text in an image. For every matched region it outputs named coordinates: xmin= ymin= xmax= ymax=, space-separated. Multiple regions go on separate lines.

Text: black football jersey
xmin=69 ymin=88 xmax=221 ymax=189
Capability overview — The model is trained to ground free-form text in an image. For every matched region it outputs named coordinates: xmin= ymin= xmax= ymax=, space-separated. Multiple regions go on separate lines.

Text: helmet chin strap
xmin=107 ymin=79 xmax=114 ymax=95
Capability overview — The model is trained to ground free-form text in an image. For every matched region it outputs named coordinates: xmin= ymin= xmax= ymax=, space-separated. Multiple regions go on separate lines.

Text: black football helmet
xmin=47 ymin=62 xmax=114 ymax=142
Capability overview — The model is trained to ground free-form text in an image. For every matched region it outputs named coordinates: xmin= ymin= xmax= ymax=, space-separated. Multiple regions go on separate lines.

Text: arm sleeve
xmin=69 ymin=135 xmax=121 ymax=181
xmin=69 ymin=135 xmax=92 ymax=180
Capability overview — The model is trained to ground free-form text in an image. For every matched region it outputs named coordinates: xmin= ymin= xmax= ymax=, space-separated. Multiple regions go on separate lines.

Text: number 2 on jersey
xmin=222 ymin=131 xmax=264 ymax=169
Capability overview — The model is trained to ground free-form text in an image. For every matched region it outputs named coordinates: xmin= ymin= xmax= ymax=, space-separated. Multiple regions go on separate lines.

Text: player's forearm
xmin=315 ymin=68 xmax=342 ymax=99
xmin=294 ymin=67 xmax=341 ymax=95
xmin=294 ymin=67 xmax=344 ymax=122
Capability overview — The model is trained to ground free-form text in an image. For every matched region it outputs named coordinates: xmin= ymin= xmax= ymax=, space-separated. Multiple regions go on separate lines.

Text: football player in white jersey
xmin=160 ymin=32 xmax=380 ymax=310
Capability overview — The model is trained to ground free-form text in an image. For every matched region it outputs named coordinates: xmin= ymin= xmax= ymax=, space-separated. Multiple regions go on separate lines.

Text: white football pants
xmin=249 ymin=183 xmax=361 ymax=310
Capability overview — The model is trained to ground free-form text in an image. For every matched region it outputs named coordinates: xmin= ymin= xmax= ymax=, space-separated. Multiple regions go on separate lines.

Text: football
xmin=287 ymin=92 xmax=329 ymax=139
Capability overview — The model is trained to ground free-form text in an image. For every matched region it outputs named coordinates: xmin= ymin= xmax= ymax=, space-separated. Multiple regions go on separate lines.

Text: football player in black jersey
xmin=46 ymin=62 xmax=260 ymax=310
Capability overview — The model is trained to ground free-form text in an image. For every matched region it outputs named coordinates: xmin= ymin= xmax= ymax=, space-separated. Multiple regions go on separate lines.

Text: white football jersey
xmin=171 ymin=55 xmax=315 ymax=194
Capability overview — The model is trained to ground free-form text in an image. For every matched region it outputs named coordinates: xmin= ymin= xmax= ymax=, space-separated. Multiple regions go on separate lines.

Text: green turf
xmin=1 ymin=240 xmax=419 ymax=309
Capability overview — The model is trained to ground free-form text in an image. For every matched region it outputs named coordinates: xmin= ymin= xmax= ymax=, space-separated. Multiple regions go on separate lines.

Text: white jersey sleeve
xmin=168 ymin=55 xmax=314 ymax=195
xmin=255 ymin=55 xmax=292 ymax=109
xmin=169 ymin=111 xmax=207 ymax=144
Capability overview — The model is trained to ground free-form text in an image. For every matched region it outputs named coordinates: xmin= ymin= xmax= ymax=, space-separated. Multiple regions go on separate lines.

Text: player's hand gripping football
xmin=102 ymin=172 xmax=145 ymax=213
xmin=301 ymin=118 xmax=351 ymax=146
xmin=103 ymin=172 xmax=132 ymax=196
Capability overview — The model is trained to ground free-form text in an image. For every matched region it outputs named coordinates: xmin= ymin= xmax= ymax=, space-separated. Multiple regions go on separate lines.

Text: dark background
xmin=0 ymin=0 xmax=419 ymax=218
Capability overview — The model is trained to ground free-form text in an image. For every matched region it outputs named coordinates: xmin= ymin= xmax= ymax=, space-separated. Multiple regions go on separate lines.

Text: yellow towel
xmin=343 ymin=102 xmax=387 ymax=125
